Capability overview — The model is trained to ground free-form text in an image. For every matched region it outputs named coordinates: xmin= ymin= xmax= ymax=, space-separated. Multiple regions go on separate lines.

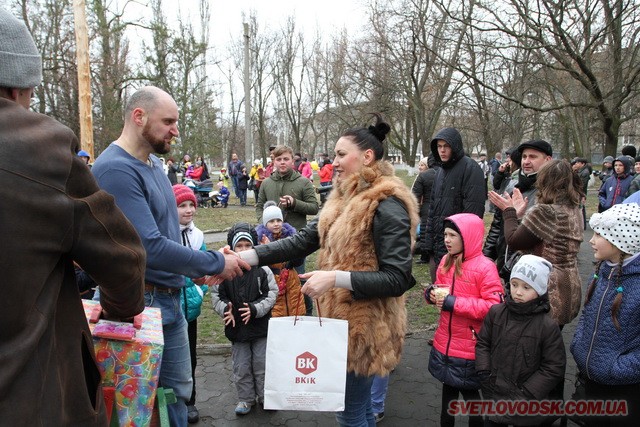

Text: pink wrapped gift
xmin=82 ymin=300 xmax=164 ymax=427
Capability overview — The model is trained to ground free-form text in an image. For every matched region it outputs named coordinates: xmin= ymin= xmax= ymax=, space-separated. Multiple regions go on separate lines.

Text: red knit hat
xmin=172 ymin=184 xmax=197 ymax=207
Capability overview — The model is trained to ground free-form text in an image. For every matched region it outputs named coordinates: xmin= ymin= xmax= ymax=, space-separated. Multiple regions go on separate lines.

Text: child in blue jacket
xmin=571 ymin=203 xmax=640 ymax=426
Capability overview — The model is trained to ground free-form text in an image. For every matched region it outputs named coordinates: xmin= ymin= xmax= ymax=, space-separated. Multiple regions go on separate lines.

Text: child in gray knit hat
xmin=476 ymin=254 xmax=566 ymax=425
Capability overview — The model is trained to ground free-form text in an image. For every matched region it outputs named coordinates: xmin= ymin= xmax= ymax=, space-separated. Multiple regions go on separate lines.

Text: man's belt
xmin=144 ymin=283 xmax=181 ymax=294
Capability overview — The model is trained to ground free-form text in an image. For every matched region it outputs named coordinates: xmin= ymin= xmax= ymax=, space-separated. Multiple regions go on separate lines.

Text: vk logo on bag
xmin=295 ymin=351 xmax=317 ymax=383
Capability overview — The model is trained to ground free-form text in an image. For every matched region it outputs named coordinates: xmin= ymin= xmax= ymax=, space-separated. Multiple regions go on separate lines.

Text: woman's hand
xmin=487 ymin=190 xmax=514 ymax=211
xmin=511 ymin=188 xmax=528 ymax=218
xmin=299 ymin=271 xmax=336 ymax=299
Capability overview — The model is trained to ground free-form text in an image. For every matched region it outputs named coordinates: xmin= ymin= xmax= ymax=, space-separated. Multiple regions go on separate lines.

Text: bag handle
xmin=293 ymin=299 xmax=323 ymax=327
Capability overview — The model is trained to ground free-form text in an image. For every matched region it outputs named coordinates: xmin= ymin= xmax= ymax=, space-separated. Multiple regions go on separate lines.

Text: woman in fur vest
xmin=236 ymin=113 xmax=419 ymax=426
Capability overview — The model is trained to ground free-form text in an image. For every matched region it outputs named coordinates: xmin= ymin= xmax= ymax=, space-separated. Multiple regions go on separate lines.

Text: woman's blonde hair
xmin=535 ymin=159 xmax=583 ymax=206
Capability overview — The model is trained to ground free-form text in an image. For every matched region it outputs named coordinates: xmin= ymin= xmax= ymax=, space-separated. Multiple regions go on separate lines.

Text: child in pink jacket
xmin=425 ymin=213 xmax=503 ymax=427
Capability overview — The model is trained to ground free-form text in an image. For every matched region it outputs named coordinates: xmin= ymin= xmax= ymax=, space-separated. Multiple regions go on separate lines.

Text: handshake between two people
xmin=193 ymin=246 xmax=251 ymax=287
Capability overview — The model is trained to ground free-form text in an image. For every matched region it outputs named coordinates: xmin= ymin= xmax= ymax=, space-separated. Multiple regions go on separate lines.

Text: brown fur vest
xmin=316 ymin=161 xmax=418 ymax=376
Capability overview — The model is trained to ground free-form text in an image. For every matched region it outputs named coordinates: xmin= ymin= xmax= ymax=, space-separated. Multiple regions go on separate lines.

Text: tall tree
xmin=142 ymin=0 xmax=219 ymax=159
xmin=468 ymin=0 xmax=640 ymax=156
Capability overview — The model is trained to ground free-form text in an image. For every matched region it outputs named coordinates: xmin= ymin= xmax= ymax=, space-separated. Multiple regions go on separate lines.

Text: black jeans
xmin=441 ymin=383 xmax=483 ymax=427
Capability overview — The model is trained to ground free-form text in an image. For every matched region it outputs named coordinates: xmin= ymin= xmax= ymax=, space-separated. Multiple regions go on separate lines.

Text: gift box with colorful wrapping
xmin=82 ymin=299 xmax=164 ymax=427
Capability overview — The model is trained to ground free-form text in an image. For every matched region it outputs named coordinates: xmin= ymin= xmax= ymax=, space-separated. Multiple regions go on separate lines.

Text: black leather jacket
xmin=254 ymin=197 xmax=416 ymax=300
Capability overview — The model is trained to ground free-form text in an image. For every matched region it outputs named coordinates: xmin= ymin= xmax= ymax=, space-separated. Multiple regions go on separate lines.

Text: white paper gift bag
xmin=264 ymin=315 xmax=348 ymax=411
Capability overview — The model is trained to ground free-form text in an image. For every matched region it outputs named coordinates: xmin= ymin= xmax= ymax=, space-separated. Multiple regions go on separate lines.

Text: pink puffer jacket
xmin=431 ymin=213 xmax=503 ymax=360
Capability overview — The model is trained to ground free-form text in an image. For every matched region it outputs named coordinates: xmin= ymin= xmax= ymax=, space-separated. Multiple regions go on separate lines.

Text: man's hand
xmin=217 ymin=246 xmax=251 ymax=280
xmin=279 ymin=195 xmax=295 ymax=209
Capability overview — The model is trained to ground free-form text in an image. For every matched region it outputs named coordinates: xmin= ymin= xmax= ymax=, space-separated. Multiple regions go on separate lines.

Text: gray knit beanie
xmin=0 ymin=8 xmax=42 ymax=88
xmin=262 ymin=201 xmax=283 ymax=226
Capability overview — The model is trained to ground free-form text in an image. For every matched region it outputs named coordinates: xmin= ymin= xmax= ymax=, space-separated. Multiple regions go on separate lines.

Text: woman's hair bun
xmin=368 ymin=113 xmax=391 ymax=142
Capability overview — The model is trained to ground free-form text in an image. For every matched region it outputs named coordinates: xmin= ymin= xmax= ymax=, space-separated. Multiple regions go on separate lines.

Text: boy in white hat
xmin=476 ymin=254 xmax=566 ymax=426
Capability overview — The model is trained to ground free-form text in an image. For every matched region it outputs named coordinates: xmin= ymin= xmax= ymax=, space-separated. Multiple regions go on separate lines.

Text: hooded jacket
xmin=427 ymin=213 xmax=503 ymax=389
xmin=425 ymin=128 xmax=486 ymax=265
xmin=179 ymin=222 xmax=208 ymax=322
xmin=429 ymin=213 xmax=503 ymax=360
xmin=256 ymin=168 xmax=319 ymax=231
xmin=599 ymin=156 xmax=633 ymax=210
xmin=476 ymin=294 xmax=566 ymax=425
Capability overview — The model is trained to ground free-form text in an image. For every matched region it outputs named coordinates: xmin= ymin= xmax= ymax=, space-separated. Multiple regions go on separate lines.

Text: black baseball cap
xmin=517 ymin=139 xmax=553 ymax=157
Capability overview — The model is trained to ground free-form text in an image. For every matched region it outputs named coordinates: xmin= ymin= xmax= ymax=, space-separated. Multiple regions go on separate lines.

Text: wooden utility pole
xmin=72 ymin=0 xmax=94 ymax=159
xmin=243 ymin=22 xmax=252 ymax=163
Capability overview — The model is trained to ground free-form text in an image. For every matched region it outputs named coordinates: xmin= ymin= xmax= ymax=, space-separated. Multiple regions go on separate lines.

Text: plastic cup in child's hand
xmin=433 ymin=285 xmax=450 ymax=307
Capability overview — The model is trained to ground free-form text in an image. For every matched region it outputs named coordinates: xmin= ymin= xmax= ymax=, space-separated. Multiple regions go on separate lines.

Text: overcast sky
xmin=145 ymin=0 xmax=367 ymax=48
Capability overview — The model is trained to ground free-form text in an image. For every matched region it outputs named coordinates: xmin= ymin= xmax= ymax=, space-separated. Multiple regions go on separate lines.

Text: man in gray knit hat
xmin=0 ymin=8 xmax=147 ymax=425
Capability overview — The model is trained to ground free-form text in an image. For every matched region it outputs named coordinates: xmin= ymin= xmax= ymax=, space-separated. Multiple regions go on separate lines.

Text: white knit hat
xmin=0 ymin=8 xmax=42 ymax=88
xmin=262 ymin=201 xmax=283 ymax=226
xmin=589 ymin=203 xmax=640 ymax=255
xmin=510 ymin=254 xmax=552 ymax=296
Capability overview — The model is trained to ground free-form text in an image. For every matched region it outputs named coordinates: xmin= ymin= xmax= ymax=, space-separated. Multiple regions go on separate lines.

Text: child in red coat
xmin=425 ymin=213 xmax=503 ymax=427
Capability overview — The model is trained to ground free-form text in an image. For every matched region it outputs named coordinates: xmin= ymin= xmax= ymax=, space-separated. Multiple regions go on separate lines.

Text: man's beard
xmin=142 ymin=122 xmax=171 ymax=154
